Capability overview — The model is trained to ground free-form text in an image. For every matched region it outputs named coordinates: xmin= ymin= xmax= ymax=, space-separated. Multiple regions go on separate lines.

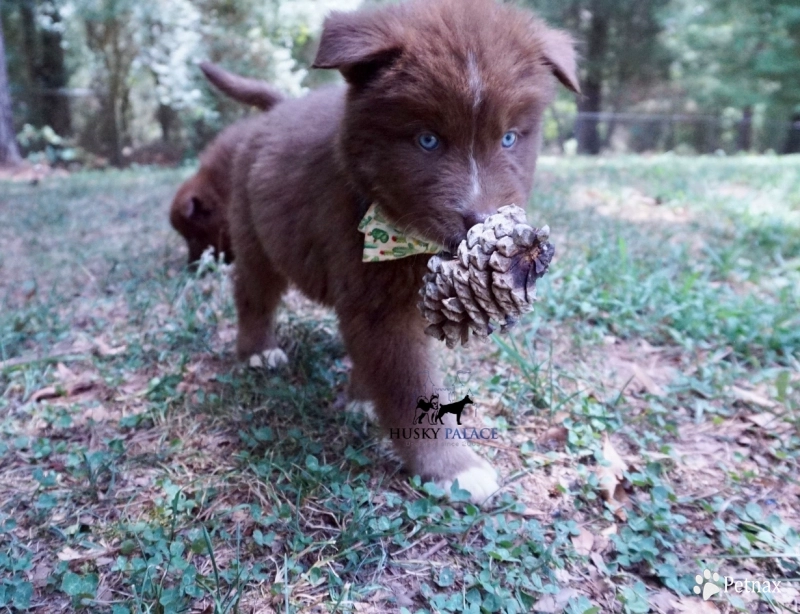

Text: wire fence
xmin=14 ymin=86 xmax=800 ymax=158
xmin=544 ymin=111 xmax=800 ymax=155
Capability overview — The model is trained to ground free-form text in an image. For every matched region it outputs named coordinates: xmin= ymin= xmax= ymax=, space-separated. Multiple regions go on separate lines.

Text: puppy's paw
xmin=248 ymin=348 xmax=288 ymax=369
xmin=345 ymin=400 xmax=377 ymax=421
xmin=440 ymin=462 xmax=499 ymax=505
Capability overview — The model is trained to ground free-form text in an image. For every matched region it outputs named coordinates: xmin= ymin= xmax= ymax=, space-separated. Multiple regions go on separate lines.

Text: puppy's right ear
xmin=312 ymin=9 xmax=402 ymax=85
xmin=541 ymin=28 xmax=580 ymax=94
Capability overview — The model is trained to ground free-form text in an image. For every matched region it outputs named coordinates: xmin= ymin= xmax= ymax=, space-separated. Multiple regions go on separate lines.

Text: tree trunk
xmin=39 ymin=3 xmax=71 ymax=135
xmin=736 ymin=105 xmax=753 ymax=152
xmin=0 ymin=11 xmax=22 ymax=165
xmin=784 ymin=114 xmax=800 ymax=154
xmin=664 ymin=116 xmax=676 ymax=152
xmin=19 ymin=0 xmax=43 ymax=129
xmin=157 ymin=103 xmax=178 ymax=143
xmin=577 ymin=80 xmax=602 ymax=155
xmin=601 ymin=109 xmax=618 ymax=150
xmin=576 ymin=9 xmax=608 ymax=155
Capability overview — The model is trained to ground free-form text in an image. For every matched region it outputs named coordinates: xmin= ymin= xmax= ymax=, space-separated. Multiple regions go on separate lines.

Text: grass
xmin=1 ymin=155 xmax=799 ymax=613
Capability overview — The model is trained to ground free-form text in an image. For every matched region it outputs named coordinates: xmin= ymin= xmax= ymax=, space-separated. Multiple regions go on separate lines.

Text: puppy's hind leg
xmin=232 ymin=242 xmax=288 ymax=367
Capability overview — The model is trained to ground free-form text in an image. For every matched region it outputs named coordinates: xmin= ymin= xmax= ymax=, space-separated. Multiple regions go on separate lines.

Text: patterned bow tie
xmin=358 ymin=203 xmax=443 ymax=262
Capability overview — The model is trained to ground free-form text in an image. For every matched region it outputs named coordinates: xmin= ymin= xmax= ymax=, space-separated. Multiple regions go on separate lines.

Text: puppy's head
xmin=169 ymin=171 xmax=230 ymax=264
xmin=314 ymin=0 xmax=578 ymax=251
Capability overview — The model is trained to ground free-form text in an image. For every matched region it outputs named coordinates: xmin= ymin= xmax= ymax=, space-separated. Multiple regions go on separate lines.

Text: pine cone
xmin=418 ymin=205 xmax=554 ymax=348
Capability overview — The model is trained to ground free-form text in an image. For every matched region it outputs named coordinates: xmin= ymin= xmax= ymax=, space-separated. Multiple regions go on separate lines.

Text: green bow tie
xmin=358 ymin=203 xmax=442 ymax=262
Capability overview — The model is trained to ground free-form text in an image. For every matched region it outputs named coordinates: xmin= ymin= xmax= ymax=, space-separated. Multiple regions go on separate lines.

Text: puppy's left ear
xmin=541 ymin=29 xmax=580 ymax=94
xmin=312 ymin=9 xmax=402 ymax=85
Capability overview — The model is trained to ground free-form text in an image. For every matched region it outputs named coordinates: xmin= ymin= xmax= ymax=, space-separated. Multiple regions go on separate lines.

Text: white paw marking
xmin=440 ymin=464 xmax=499 ymax=504
xmin=248 ymin=348 xmax=288 ymax=369
xmin=345 ymin=400 xmax=377 ymax=421
xmin=694 ymin=569 xmax=722 ymax=601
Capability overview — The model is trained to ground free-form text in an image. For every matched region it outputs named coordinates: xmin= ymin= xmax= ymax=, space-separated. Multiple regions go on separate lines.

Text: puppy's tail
xmin=200 ymin=62 xmax=283 ymax=111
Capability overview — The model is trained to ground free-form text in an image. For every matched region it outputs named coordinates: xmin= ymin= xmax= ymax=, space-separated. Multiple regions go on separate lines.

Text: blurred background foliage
xmin=0 ymin=0 xmax=798 ymax=167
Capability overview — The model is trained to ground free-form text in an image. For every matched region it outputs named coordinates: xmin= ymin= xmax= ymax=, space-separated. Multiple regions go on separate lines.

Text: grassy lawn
xmin=1 ymin=155 xmax=799 ymax=613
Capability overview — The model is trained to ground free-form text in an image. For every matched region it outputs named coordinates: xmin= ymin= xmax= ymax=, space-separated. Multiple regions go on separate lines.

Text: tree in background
xmin=137 ymin=1 xmax=203 ymax=144
xmin=0 ymin=9 xmax=21 ymax=165
xmin=188 ymin=0 xmax=359 ymax=150
xmin=1 ymin=0 xmax=364 ymax=165
xmin=3 ymin=0 xmax=794 ymax=162
xmin=666 ymin=0 xmax=800 ymax=152
xmin=13 ymin=0 xmax=71 ymax=136
xmin=79 ymin=0 xmax=139 ymax=165
xmin=526 ymin=0 xmax=671 ymax=154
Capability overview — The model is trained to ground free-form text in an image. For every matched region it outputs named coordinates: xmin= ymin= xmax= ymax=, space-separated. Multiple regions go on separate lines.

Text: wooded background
xmin=1 ymin=0 xmax=798 ymax=167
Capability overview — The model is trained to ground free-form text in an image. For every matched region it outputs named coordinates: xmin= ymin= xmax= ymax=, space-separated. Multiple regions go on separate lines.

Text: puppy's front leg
xmin=339 ymin=308 xmax=499 ymax=504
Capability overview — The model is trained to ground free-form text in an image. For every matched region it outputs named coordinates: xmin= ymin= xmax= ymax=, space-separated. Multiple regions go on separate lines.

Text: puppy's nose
xmin=463 ymin=211 xmax=487 ymax=231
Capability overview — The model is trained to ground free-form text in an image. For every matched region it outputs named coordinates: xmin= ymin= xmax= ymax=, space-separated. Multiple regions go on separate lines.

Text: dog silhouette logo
xmin=432 ymin=394 xmax=473 ymax=425
xmin=414 ymin=393 xmax=440 ymax=425
xmin=411 ymin=369 xmax=475 ymax=426
xmin=414 ymin=393 xmax=474 ymax=426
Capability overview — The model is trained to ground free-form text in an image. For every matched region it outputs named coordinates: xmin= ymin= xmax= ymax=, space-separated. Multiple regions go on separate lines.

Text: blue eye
xmin=418 ymin=133 xmax=440 ymax=151
xmin=501 ymin=131 xmax=517 ymax=148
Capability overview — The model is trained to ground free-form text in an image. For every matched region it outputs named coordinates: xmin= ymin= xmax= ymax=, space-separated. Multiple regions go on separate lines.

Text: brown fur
xmin=169 ymin=65 xmax=283 ymax=264
xmin=226 ymin=0 xmax=578 ymax=497
xmin=200 ymin=62 xmax=283 ymax=111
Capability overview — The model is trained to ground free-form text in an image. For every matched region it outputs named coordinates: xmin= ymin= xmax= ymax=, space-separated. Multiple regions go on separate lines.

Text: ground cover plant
xmin=0 ymin=155 xmax=798 ymax=613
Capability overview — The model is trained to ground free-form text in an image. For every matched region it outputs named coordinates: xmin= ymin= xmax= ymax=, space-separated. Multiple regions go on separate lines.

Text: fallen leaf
xmin=595 ymin=435 xmax=629 ymax=521
xmin=532 ymin=588 xmax=581 ymax=613
xmin=57 ymin=546 xmax=115 ymax=562
xmin=55 ymin=362 xmax=77 ymax=382
xmin=31 ymin=562 xmax=51 ymax=587
xmin=217 ymin=327 xmax=236 ymax=344
xmin=57 ymin=547 xmax=84 ymax=561
xmin=590 ymin=552 xmax=609 ymax=575
xmin=67 ymin=378 xmax=95 ymax=396
xmin=95 ymin=579 xmax=112 ymax=603
xmin=774 ymin=586 xmax=799 ymax=606
xmin=649 ymin=589 xmax=677 ymax=613
xmin=389 ymin=583 xmax=415 ymax=609
xmin=31 ymin=386 xmax=60 ymax=402
xmin=83 ymin=406 xmax=112 ymax=422
xmin=732 ymin=386 xmax=776 ymax=409
xmin=745 ymin=412 xmax=783 ymax=429
xmin=571 ymin=527 xmax=594 ymax=556
xmin=630 ymin=363 xmax=664 ymax=396
xmin=672 ymin=596 xmax=719 ymax=613
xmin=539 ymin=425 xmax=568 ymax=447
xmin=30 ymin=372 xmax=95 ymax=403
xmin=93 ymin=337 xmax=127 ymax=357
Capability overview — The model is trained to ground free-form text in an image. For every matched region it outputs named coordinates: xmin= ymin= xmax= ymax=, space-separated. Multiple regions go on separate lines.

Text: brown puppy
xmin=228 ymin=0 xmax=578 ymax=502
xmin=169 ymin=64 xmax=283 ymax=264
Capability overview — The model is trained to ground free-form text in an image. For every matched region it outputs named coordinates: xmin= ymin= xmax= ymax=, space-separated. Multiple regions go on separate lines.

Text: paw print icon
xmin=694 ymin=569 xmax=721 ymax=601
